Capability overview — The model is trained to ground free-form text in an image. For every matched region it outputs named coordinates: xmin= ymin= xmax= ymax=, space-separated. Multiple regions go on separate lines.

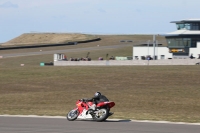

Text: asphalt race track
xmin=0 ymin=44 xmax=132 ymax=58
xmin=0 ymin=116 xmax=200 ymax=133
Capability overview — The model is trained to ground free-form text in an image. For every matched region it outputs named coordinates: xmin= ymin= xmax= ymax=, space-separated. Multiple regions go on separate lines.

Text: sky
xmin=0 ymin=0 xmax=200 ymax=43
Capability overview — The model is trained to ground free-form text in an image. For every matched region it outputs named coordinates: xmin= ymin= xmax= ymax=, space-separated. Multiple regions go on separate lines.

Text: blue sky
xmin=0 ymin=0 xmax=200 ymax=43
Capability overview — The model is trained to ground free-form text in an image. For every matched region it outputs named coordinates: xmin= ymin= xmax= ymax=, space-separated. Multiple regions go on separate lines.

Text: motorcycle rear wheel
xmin=67 ymin=109 xmax=79 ymax=121
xmin=93 ymin=108 xmax=109 ymax=122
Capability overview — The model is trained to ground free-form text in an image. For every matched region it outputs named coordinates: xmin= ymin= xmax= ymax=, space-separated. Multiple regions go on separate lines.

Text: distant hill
xmin=0 ymin=33 xmax=167 ymax=50
xmin=1 ymin=33 xmax=100 ymax=47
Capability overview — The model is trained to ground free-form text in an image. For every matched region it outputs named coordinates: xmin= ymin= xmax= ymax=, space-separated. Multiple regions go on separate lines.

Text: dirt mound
xmin=2 ymin=33 xmax=99 ymax=46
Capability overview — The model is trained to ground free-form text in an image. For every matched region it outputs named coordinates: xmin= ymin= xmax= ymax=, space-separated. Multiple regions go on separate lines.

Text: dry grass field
xmin=0 ymin=34 xmax=200 ymax=123
xmin=1 ymin=33 xmax=166 ymax=47
xmin=2 ymin=33 xmax=99 ymax=46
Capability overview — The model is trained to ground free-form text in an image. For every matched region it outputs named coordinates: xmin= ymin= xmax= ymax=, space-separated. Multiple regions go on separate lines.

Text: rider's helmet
xmin=94 ymin=91 xmax=101 ymax=97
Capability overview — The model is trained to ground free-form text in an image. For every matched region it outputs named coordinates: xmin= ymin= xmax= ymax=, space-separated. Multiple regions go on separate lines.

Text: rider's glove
xmin=81 ymin=99 xmax=87 ymax=102
xmin=80 ymin=99 xmax=84 ymax=102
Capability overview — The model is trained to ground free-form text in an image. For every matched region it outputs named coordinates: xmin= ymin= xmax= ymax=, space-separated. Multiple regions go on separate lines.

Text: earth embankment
xmin=1 ymin=33 xmax=100 ymax=48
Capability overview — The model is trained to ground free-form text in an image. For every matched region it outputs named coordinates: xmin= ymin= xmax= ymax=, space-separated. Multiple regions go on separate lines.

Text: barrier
xmin=54 ymin=59 xmax=200 ymax=66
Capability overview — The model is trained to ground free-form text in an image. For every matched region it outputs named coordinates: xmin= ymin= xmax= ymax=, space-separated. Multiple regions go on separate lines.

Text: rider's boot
xmin=109 ymin=112 xmax=114 ymax=116
xmin=87 ymin=104 xmax=96 ymax=115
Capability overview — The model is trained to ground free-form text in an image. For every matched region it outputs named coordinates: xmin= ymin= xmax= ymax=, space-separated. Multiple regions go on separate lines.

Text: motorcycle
xmin=67 ymin=99 xmax=115 ymax=122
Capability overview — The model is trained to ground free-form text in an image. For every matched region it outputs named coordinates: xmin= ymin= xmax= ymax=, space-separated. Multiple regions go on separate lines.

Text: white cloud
xmin=2 ymin=0 xmax=90 ymax=8
xmin=0 ymin=1 xmax=18 ymax=8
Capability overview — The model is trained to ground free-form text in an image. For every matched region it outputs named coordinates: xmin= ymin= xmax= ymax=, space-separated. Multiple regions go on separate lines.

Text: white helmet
xmin=94 ymin=92 xmax=101 ymax=97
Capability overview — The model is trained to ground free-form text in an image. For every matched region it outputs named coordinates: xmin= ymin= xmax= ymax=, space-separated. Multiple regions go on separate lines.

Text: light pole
xmin=156 ymin=40 xmax=158 ymax=60
xmin=147 ymin=40 xmax=150 ymax=57
xmin=147 ymin=40 xmax=150 ymax=65
xmin=153 ymin=35 xmax=156 ymax=60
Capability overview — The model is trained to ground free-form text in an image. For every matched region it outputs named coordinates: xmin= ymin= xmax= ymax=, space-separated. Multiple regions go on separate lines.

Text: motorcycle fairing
xmin=97 ymin=101 xmax=115 ymax=108
xmin=77 ymin=109 xmax=92 ymax=119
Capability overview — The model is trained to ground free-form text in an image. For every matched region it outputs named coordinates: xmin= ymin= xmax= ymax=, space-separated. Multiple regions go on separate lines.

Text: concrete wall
xmin=190 ymin=42 xmax=200 ymax=58
xmin=54 ymin=59 xmax=200 ymax=66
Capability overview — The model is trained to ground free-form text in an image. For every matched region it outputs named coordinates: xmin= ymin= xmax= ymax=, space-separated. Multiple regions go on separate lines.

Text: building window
xmin=191 ymin=23 xmax=199 ymax=30
xmin=190 ymin=38 xmax=200 ymax=47
xmin=176 ymin=23 xmax=200 ymax=30
xmin=161 ymin=55 xmax=165 ymax=59
xmin=176 ymin=39 xmax=182 ymax=46
xmin=167 ymin=38 xmax=191 ymax=48
xmin=167 ymin=39 xmax=176 ymax=47
xmin=185 ymin=23 xmax=191 ymax=30
xmin=183 ymin=38 xmax=191 ymax=47
xmin=176 ymin=23 xmax=191 ymax=30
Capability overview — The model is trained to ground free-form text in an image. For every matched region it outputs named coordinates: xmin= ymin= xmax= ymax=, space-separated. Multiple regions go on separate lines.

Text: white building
xmin=133 ymin=19 xmax=200 ymax=60
xmin=133 ymin=46 xmax=172 ymax=60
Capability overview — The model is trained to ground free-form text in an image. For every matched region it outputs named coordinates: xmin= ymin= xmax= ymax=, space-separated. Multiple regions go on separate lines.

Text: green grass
xmin=0 ymin=35 xmax=200 ymax=123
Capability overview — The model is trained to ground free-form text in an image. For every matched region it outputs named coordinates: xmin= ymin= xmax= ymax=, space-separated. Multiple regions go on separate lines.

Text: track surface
xmin=0 ymin=116 xmax=200 ymax=133
xmin=0 ymin=44 xmax=132 ymax=58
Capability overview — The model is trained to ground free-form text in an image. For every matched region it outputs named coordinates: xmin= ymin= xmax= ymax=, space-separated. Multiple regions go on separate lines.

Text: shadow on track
xmin=105 ymin=119 xmax=132 ymax=122
xmin=76 ymin=119 xmax=131 ymax=122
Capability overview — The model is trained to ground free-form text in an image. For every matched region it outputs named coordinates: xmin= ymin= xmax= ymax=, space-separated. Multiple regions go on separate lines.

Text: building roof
xmin=171 ymin=19 xmax=200 ymax=23
xmin=165 ymin=30 xmax=200 ymax=36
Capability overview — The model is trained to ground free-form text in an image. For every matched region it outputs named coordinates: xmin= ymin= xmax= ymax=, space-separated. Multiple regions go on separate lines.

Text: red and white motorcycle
xmin=67 ymin=99 xmax=115 ymax=122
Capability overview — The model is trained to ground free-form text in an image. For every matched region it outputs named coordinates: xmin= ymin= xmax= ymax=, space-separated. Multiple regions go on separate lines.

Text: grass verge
xmin=0 ymin=56 xmax=200 ymax=123
xmin=0 ymin=35 xmax=199 ymax=123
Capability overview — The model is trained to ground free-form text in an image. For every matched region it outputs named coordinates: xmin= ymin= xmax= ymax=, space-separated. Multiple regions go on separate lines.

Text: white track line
xmin=0 ymin=115 xmax=66 ymax=119
xmin=0 ymin=115 xmax=200 ymax=125
xmin=130 ymin=120 xmax=200 ymax=125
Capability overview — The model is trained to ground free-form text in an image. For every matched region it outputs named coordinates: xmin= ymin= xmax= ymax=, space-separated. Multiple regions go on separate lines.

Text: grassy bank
xmin=0 ymin=56 xmax=200 ymax=123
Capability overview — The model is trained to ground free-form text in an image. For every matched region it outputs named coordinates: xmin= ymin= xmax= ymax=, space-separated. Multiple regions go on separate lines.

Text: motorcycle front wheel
xmin=67 ymin=109 xmax=79 ymax=121
xmin=93 ymin=108 xmax=109 ymax=122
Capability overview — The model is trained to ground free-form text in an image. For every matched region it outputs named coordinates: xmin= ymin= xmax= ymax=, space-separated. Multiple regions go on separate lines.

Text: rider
xmin=84 ymin=91 xmax=114 ymax=116
xmin=84 ymin=92 xmax=109 ymax=110
xmin=90 ymin=91 xmax=109 ymax=110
